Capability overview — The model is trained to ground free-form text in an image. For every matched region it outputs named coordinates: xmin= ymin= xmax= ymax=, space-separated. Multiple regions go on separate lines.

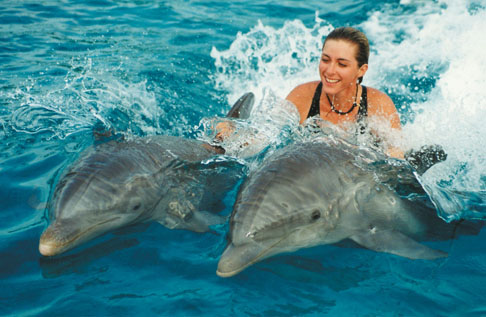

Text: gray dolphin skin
xmin=217 ymin=140 xmax=481 ymax=277
xmin=39 ymin=93 xmax=255 ymax=257
xmin=39 ymin=136 xmax=242 ymax=257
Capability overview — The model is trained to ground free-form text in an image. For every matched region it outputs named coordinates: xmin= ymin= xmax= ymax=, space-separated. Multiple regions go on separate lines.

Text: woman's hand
xmin=387 ymin=146 xmax=404 ymax=159
xmin=215 ymin=120 xmax=235 ymax=142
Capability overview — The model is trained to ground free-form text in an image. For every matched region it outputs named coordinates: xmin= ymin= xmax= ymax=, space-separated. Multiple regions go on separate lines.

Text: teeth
xmin=326 ymin=78 xmax=339 ymax=83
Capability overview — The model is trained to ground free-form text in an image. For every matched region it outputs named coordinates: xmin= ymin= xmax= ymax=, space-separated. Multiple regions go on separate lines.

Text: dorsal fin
xmin=226 ymin=92 xmax=255 ymax=119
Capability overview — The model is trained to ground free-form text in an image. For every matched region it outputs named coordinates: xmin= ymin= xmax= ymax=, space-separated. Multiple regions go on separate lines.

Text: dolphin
xmin=39 ymin=135 xmax=245 ymax=256
xmin=39 ymin=93 xmax=255 ymax=257
xmin=217 ymin=139 xmax=482 ymax=277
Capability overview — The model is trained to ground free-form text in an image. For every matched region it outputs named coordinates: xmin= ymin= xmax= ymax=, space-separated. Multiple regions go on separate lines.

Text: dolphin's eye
xmin=183 ymin=210 xmax=193 ymax=221
xmin=311 ymin=209 xmax=321 ymax=221
xmin=133 ymin=203 xmax=141 ymax=211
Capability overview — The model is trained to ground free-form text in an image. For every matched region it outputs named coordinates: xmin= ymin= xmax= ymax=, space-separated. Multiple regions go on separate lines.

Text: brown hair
xmin=324 ymin=27 xmax=369 ymax=83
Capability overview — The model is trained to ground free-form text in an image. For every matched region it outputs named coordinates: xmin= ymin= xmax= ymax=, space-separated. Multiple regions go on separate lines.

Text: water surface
xmin=1 ymin=0 xmax=485 ymax=315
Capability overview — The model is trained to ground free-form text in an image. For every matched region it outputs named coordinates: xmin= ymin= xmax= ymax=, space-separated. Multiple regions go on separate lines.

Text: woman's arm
xmin=367 ymin=88 xmax=404 ymax=159
xmin=286 ymin=81 xmax=319 ymax=124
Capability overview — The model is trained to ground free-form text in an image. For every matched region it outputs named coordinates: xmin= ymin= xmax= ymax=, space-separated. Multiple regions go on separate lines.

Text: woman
xmin=286 ymin=27 xmax=404 ymax=158
xmin=213 ymin=27 xmax=444 ymax=175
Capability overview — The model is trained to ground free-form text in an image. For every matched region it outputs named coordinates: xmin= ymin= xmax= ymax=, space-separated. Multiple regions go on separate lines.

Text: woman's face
xmin=319 ymin=39 xmax=368 ymax=95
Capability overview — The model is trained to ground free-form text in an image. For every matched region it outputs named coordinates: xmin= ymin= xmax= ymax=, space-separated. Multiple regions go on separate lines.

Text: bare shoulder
xmin=366 ymin=86 xmax=401 ymax=129
xmin=286 ymin=81 xmax=319 ymax=101
xmin=366 ymin=87 xmax=397 ymax=116
xmin=286 ymin=81 xmax=320 ymax=122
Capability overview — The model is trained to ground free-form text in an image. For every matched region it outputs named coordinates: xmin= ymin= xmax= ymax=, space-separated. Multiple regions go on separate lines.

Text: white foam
xmin=4 ymin=57 xmax=162 ymax=140
xmin=210 ymin=0 xmax=486 ymax=219
xmin=210 ymin=13 xmax=333 ymax=103
xmin=362 ymin=0 xmax=486 ymax=218
xmin=198 ymin=89 xmax=300 ymax=158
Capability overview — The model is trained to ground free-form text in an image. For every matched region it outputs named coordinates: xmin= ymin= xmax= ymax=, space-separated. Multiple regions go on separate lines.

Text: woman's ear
xmin=358 ymin=63 xmax=368 ymax=78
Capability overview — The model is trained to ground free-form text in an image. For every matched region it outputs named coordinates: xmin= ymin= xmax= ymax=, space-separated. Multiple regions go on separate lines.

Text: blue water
xmin=2 ymin=0 xmax=486 ymax=315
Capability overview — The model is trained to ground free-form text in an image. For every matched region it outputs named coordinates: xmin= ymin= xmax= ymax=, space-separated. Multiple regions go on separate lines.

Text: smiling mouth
xmin=325 ymin=77 xmax=340 ymax=83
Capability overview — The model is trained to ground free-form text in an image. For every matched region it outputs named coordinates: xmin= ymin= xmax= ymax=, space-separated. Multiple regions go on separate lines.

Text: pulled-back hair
xmin=324 ymin=27 xmax=369 ymax=83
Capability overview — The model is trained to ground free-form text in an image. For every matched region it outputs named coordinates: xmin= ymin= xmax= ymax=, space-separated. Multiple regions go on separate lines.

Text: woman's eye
xmin=339 ymin=63 xmax=347 ymax=67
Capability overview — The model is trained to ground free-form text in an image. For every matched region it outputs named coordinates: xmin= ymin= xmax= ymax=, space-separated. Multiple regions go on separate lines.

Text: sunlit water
xmin=1 ymin=0 xmax=485 ymax=315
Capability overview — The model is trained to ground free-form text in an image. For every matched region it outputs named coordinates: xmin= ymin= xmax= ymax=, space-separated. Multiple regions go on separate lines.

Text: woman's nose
xmin=325 ymin=62 xmax=337 ymax=75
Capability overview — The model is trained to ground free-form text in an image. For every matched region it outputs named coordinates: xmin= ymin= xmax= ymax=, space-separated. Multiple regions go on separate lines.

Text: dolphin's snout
xmin=217 ymin=242 xmax=267 ymax=277
xmin=39 ymin=228 xmax=62 ymax=256
xmin=39 ymin=220 xmax=81 ymax=257
xmin=38 ymin=239 xmax=58 ymax=257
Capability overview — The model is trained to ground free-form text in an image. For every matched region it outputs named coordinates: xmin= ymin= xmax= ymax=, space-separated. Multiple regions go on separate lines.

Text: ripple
xmin=11 ymin=104 xmax=92 ymax=138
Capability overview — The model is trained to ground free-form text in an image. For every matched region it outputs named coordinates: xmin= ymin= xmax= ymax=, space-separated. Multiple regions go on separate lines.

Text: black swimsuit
xmin=307 ymin=82 xmax=368 ymax=134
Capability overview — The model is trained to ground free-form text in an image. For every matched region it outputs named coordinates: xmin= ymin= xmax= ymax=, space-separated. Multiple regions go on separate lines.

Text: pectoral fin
xmin=350 ymin=229 xmax=447 ymax=260
xmin=183 ymin=210 xmax=227 ymax=232
xmin=404 ymin=144 xmax=447 ymax=175
xmin=157 ymin=200 xmax=227 ymax=233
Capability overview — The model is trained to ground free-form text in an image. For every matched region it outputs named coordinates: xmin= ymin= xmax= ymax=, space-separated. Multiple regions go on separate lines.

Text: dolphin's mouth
xmin=216 ymin=235 xmax=288 ymax=277
xmin=39 ymin=216 xmax=121 ymax=256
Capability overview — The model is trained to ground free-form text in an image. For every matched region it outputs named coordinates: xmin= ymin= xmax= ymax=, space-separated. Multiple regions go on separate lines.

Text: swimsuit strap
xmin=357 ymin=85 xmax=368 ymax=119
xmin=307 ymin=82 xmax=322 ymax=118
xmin=357 ymin=85 xmax=368 ymax=134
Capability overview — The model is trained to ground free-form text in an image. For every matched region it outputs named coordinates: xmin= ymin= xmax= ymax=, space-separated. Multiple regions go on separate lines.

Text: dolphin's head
xmin=217 ymin=144 xmax=349 ymax=277
xmin=217 ymin=207 xmax=336 ymax=277
xmin=39 ymin=153 xmax=161 ymax=256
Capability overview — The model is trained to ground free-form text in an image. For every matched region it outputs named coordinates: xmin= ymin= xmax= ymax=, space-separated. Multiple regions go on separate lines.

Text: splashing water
xmin=210 ymin=0 xmax=486 ymax=220
xmin=1 ymin=56 xmax=163 ymax=142
xmin=360 ymin=0 xmax=486 ymax=220
xmin=3 ymin=1 xmax=486 ymax=315
xmin=210 ymin=14 xmax=333 ymax=104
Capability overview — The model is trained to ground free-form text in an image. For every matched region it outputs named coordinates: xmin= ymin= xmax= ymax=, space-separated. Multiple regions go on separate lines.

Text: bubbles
xmin=363 ymin=0 xmax=486 ymax=219
xmin=210 ymin=13 xmax=333 ymax=103
xmin=198 ymin=89 xmax=300 ymax=158
xmin=210 ymin=0 xmax=486 ymax=220
xmin=1 ymin=56 xmax=163 ymax=142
